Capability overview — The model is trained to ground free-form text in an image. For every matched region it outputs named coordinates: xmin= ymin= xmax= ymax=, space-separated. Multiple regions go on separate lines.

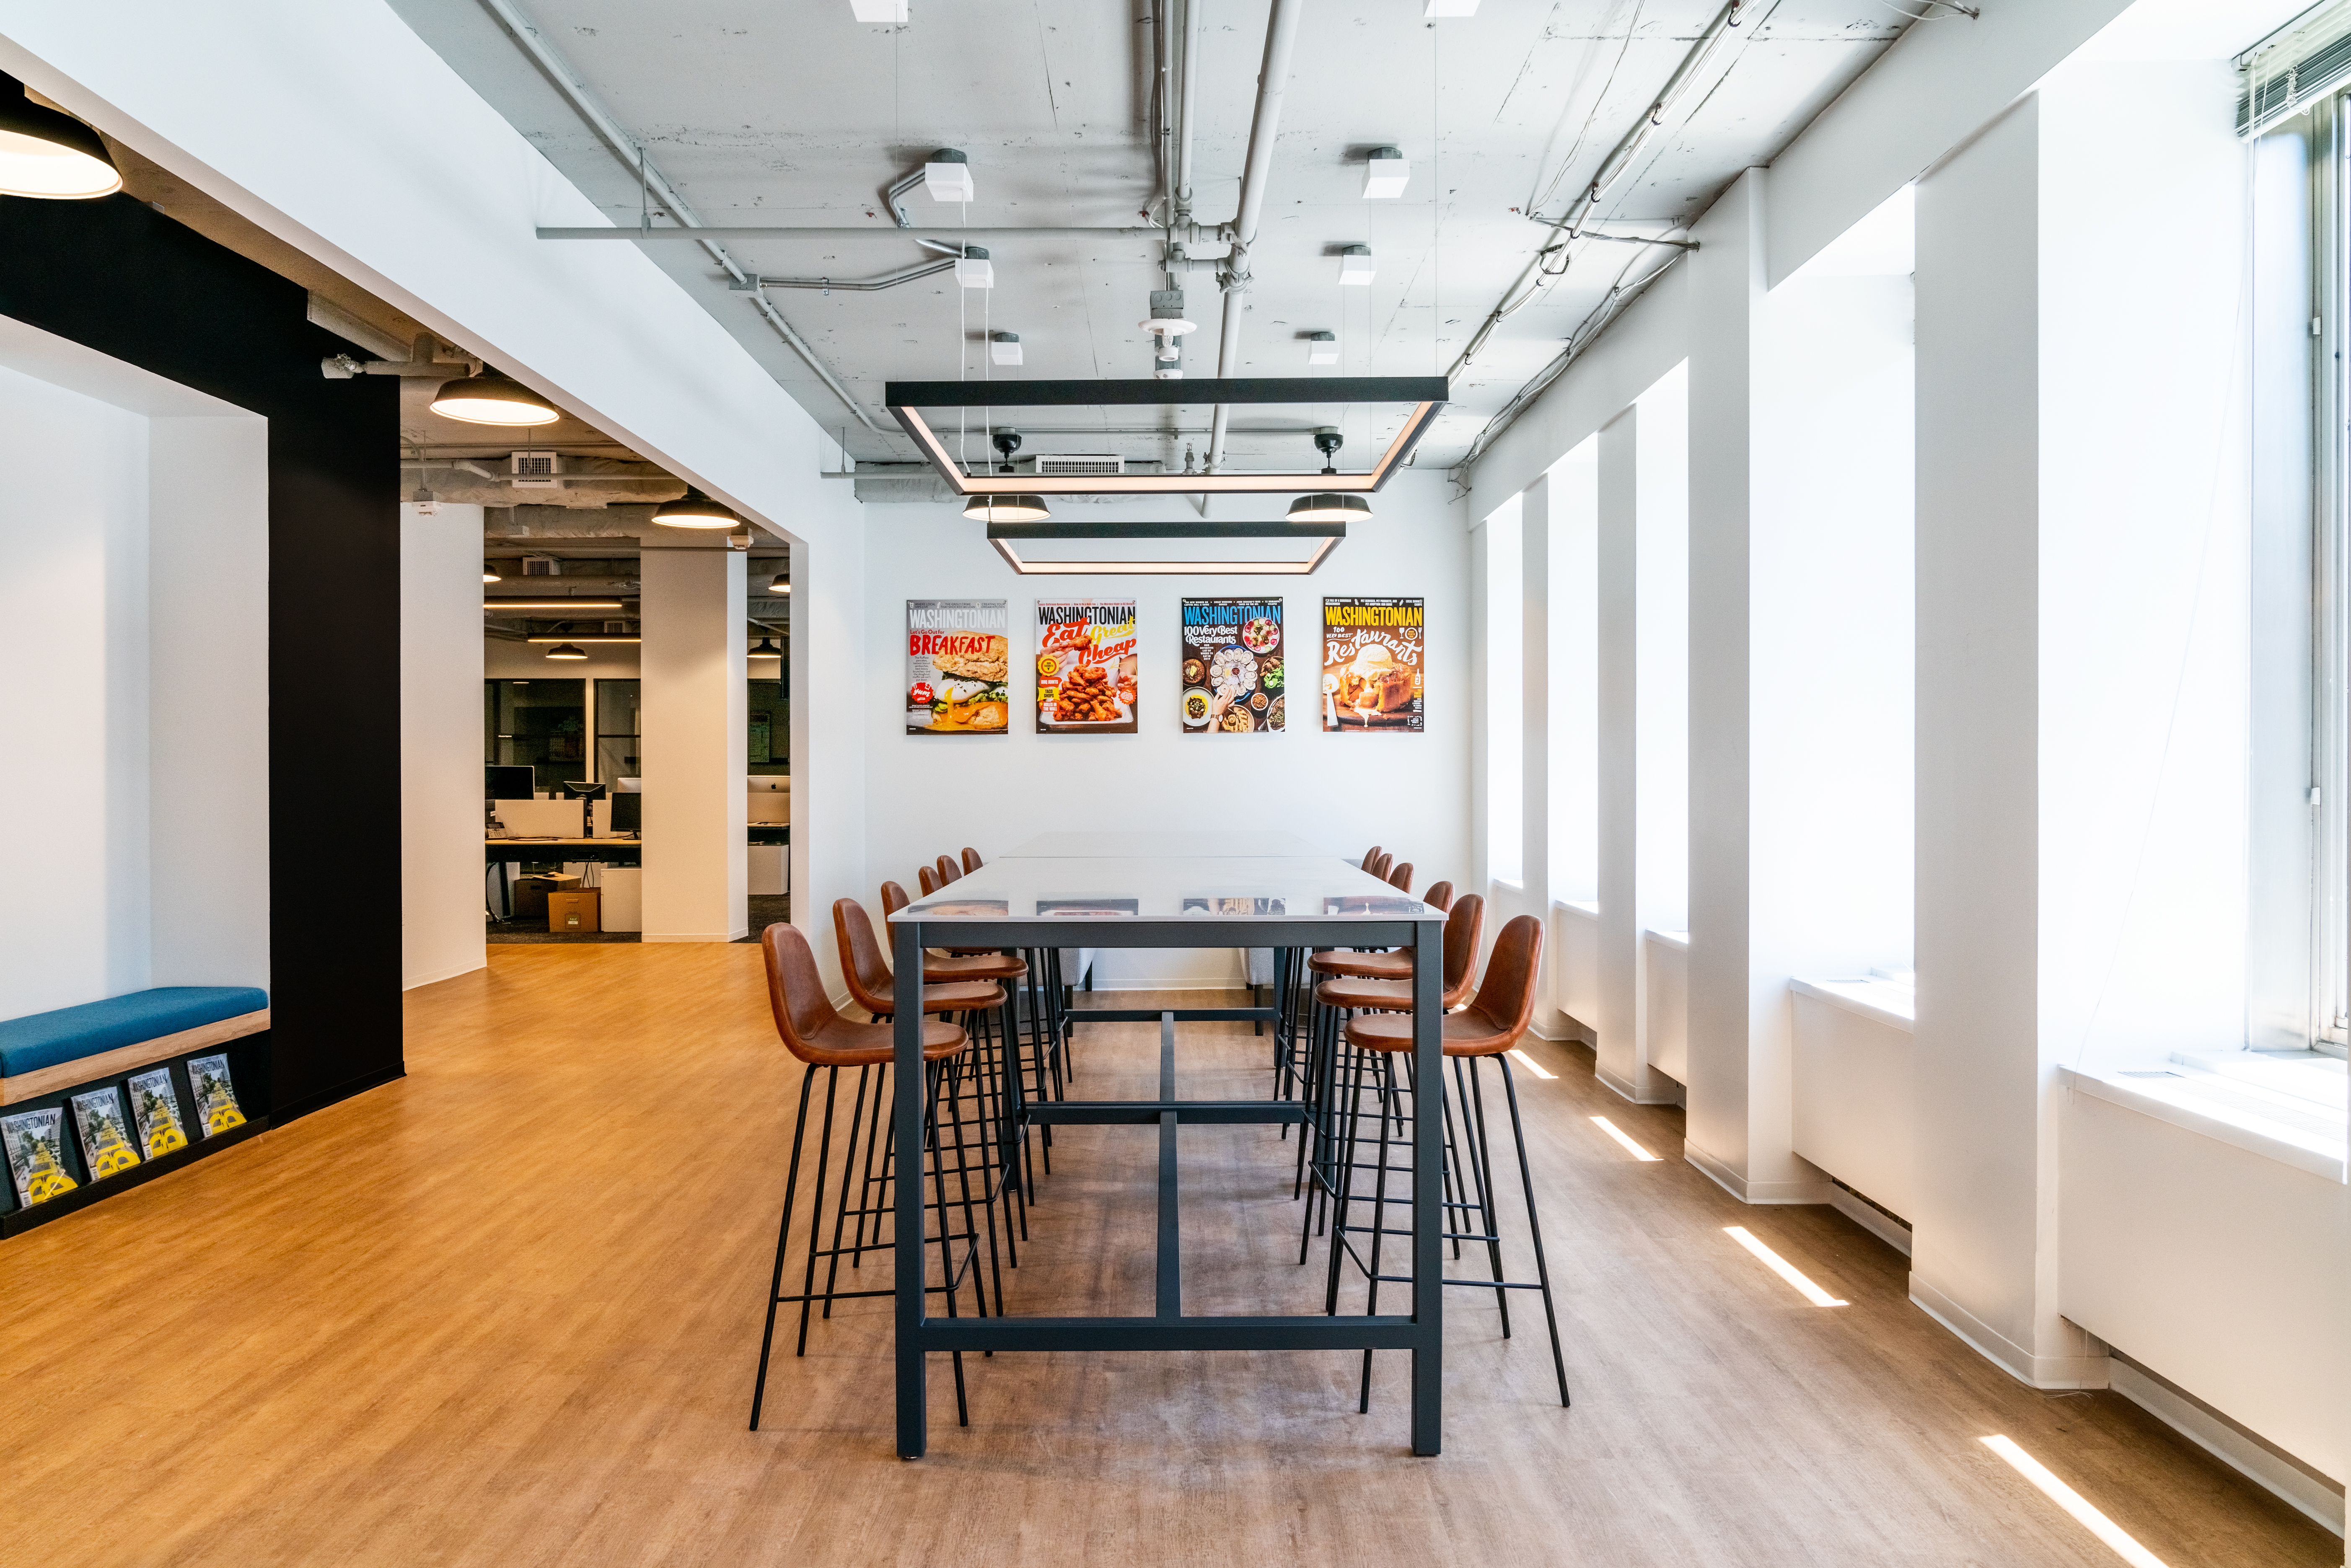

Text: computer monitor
xmin=610 ymin=791 xmax=641 ymax=836
xmin=487 ymin=765 xmax=536 ymax=801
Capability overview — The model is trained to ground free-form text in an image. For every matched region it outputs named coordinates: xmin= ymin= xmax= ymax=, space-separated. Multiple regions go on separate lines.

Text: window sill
xmin=1554 ymin=900 xmax=1600 ymax=919
xmin=1644 ymin=928 xmax=1690 ymax=951
xmin=2060 ymin=1061 xmax=2346 ymax=1182
xmin=1791 ymin=976 xmax=1916 ymax=1033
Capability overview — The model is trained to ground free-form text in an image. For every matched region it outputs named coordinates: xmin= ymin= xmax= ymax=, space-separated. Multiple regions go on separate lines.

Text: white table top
xmin=1001 ymin=830 xmax=1326 ymax=859
xmin=891 ymin=854 xmax=1438 ymax=924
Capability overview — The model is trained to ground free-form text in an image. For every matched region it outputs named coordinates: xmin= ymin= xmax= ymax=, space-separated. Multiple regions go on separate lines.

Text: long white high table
xmin=888 ymin=842 xmax=1449 ymax=1457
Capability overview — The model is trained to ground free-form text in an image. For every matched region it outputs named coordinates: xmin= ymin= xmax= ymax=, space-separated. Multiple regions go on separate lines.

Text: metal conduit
xmin=1206 ymin=0 xmax=1305 ymax=473
xmin=476 ymin=0 xmax=884 ymax=433
xmin=1449 ymin=0 xmax=1755 ymax=380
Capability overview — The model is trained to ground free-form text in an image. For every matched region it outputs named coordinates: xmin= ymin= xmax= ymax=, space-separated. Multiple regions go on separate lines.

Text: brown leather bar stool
xmin=1385 ymin=861 xmax=1414 ymax=894
xmin=958 ymin=846 xmax=1073 ymax=1100
xmin=1368 ymin=850 xmax=1393 ymax=881
xmin=1359 ymin=846 xmax=1384 ymax=871
xmin=836 ymin=898 xmax=1022 ymax=1292
xmin=1297 ymin=894 xmax=1484 ymax=1218
xmin=936 ymin=854 xmax=961 ymax=886
xmin=960 ymin=846 xmax=984 ymax=874
xmin=1421 ymin=881 xmax=1455 ymax=913
xmin=882 ymin=880 xmax=1059 ymax=1196
xmin=1320 ymin=915 xmax=1569 ymax=1411
xmin=748 ymin=923 xmax=989 ymax=1431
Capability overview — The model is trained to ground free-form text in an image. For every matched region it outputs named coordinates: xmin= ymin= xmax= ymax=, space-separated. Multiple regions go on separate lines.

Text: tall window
xmin=1487 ymin=496 xmax=1524 ymax=885
xmin=594 ymin=678 xmax=640 ymax=784
xmin=484 ymin=679 xmax=585 ymax=793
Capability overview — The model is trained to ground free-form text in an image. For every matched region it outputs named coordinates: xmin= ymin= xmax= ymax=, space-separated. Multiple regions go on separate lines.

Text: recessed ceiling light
xmin=0 ymin=80 xmax=121 ymax=199
xmin=651 ymin=486 xmax=742 ymax=528
xmin=1362 ymin=147 xmax=1409 ymax=200
xmin=1338 ymin=245 xmax=1375 ymax=286
xmin=430 ymin=371 xmax=560 ymax=426
xmin=544 ymin=642 xmax=588 ymax=661
xmin=963 ymin=494 xmax=1052 ymax=522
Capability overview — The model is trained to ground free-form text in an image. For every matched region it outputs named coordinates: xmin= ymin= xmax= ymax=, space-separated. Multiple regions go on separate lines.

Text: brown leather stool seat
xmin=879 ymin=881 xmax=1031 ymax=982
xmin=1310 ymin=948 xmax=1411 ymax=981
xmin=1312 ymin=893 xmax=1482 ymax=1014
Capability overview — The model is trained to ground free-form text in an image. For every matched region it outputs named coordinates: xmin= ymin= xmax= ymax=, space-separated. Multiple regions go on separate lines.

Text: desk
xmin=485 ymin=839 xmax=643 ymax=919
xmin=888 ymin=846 xmax=1447 ymax=1458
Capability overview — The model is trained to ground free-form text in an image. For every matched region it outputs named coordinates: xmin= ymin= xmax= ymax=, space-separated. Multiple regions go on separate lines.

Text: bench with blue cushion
xmin=0 ymin=986 xmax=270 ymax=1104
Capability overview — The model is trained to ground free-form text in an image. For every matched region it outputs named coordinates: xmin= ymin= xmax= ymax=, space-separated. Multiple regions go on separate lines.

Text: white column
xmin=1549 ymin=443 xmax=1601 ymax=1036
xmin=641 ymin=544 xmax=748 ymax=942
xmin=1520 ymin=474 xmax=1562 ymax=1033
xmin=399 ymin=502 xmax=487 ymax=988
xmin=1684 ymin=167 xmax=1913 ymax=1206
xmin=1595 ymin=389 xmax=1686 ymax=1105
xmin=1912 ymin=60 xmax=2248 ymax=1387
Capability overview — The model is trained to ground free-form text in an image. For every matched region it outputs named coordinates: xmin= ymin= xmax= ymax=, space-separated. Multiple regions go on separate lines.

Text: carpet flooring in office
xmin=0 ymin=944 xmax=2333 ymax=1567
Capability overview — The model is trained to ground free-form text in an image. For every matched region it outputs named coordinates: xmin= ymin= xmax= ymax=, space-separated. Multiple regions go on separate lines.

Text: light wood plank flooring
xmin=0 ymin=944 xmax=2335 ymax=1566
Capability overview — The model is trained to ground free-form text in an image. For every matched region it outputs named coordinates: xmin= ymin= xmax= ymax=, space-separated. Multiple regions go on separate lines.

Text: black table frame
xmin=890 ymin=912 xmax=1447 ymax=1458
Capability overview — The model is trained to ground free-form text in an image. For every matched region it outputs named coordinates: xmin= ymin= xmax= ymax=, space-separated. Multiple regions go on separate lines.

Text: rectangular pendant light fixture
xmin=486 ymin=599 xmax=626 ymax=612
xmin=985 ymin=520 xmax=1344 ymax=575
xmin=525 ymin=636 xmax=642 ymax=644
xmin=887 ymin=375 xmax=1447 ymax=497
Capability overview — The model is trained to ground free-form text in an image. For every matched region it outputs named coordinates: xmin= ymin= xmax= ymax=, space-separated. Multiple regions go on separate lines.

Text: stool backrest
xmin=1461 ymin=915 xmax=1543 ymax=1043
xmin=880 ymin=880 xmax=912 ymax=917
xmin=761 ymin=921 xmax=848 ymax=1065
xmin=1369 ymin=851 xmax=1393 ymax=880
xmin=1360 ymin=846 xmax=1384 ymax=871
xmin=961 ymin=847 xmax=983 ymax=873
xmin=832 ymin=898 xmax=895 ymax=1017
xmin=1423 ymin=880 xmax=1455 ymax=912
xmin=1386 ymin=861 xmax=1414 ymax=893
xmin=918 ymin=865 xmax=942 ymax=896
xmin=1444 ymin=894 xmax=1486 ymax=993
xmin=936 ymin=855 xmax=961 ymax=885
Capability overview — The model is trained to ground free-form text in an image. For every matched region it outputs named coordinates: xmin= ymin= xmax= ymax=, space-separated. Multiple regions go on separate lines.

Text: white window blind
xmin=2242 ymin=0 xmax=2351 ymax=137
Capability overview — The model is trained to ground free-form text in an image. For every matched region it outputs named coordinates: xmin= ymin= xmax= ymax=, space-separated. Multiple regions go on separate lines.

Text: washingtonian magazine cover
xmin=1321 ymin=597 xmax=1425 ymax=732
xmin=906 ymin=599 xmax=1011 ymax=735
xmin=1180 ymin=598 xmax=1284 ymax=734
xmin=69 ymin=1087 xmax=142 ymax=1180
xmin=1035 ymin=600 xmax=1139 ymax=733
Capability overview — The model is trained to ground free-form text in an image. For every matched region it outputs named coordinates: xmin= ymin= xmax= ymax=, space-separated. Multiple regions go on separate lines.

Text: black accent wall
xmin=0 ymin=190 xmax=403 ymax=1122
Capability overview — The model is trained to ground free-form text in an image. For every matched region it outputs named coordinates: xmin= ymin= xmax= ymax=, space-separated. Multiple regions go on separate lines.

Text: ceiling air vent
xmin=522 ymin=554 xmax=561 ymax=576
xmin=510 ymin=450 xmax=561 ymax=488
xmin=1035 ymin=454 xmax=1124 ymax=477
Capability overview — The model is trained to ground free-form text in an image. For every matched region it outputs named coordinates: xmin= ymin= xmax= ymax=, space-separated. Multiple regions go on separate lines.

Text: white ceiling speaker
xmin=1305 ymin=331 xmax=1339 ymax=365
xmin=850 ymin=0 xmax=908 ymax=19
xmin=955 ymin=245 xmax=994 ymax=288
xmin=924 ymin=149 xmax=973 ymax=203
xmin=1362 ymin=147 xmax=1409 ymax=200
xmin=1337 ymin=245 xmax=1376 ymax=286
xmin=991 ymin=331 xmax=1023 ymax=366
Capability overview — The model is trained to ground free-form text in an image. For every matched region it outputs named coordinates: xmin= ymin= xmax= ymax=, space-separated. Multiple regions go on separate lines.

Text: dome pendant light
xmin=1287 ymin=492 xmax=1372 ymax=523
xmin=651 ymin=486 xmax=742 ymax=529
xmin=545 ymin=642 xmax=588 ymax=661
xmin=768 ymin=573 xmax=792 ymax=594
xmin=429 ymin=370 xmax=560 ymax=426
xmin=0 ymin=77 xmax=121 ymax=199
xmin=963 ymin=494 xmax=1052 ymax=523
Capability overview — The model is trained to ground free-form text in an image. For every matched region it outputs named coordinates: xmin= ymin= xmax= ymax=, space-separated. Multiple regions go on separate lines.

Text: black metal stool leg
xmin=1497 ymin=1053 xmax=1571 ymax=1408
xmin=748 ymin=1067 xmax=818 ymax=1430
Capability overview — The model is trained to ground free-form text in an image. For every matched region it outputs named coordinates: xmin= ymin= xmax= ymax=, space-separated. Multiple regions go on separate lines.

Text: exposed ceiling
xmin=386 ymin=0 xmax=1910 ymax=477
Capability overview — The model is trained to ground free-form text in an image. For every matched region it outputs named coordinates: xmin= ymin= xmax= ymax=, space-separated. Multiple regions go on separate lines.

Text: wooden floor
xmin=2 ymin=944 xmax=2335 ymax=1567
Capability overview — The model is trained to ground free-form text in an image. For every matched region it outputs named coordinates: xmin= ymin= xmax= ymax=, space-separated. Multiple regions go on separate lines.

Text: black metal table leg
xmin=893 ymin=916 xmax=927 ymax=1460
xmin=1409 ymin=911 xmax=1443 ymax=1456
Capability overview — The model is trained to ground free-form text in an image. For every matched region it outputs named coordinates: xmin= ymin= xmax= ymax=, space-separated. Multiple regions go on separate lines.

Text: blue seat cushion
xmin=0 ymin=986 xmax=269 ymax=1079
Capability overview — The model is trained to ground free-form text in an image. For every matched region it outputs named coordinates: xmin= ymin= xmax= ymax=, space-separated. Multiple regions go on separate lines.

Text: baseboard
xmin=402 ymin=956 xmax=487 ymax=991
xmin=643 ymin=929 xmax=752 ymax=943
xmin=1683 ymin=1141 xmax=1833 ymax=1205
xmin=1595 ymin=1062 xmax=1681 ymax=1105
xmin=1907 ymin=1274 xmax=2110 ymax=1390
xmin=1075 ymin=979 xmax=1265 ymax=992
xmin=2106 ymin=1355 xmax=2344 ymax=1537
xmin=272 ymin=1061 xmax=406 ymax=1125
xmin=1825 ymin=1183 xmax=1913 ymax=1257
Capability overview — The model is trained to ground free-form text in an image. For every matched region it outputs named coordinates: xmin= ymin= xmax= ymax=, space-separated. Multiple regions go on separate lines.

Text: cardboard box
xmin=509 ymin=872 xmax=581 ymax=921
xmin=546 ymin=888 xmax=601 ymax=933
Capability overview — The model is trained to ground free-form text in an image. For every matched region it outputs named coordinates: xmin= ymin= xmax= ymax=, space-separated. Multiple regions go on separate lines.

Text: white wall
xmin=0 ymin=318 xmax=267 ymax=1020
xmin=641 ymin=546 xmax=749 ymax=943
xmin=0 ymin=0 xmax=867 ymax=994
xmin=859 ymin=473 xmax=1469 ymax=988
xmin=402 ymin=503 xmax=487 ymax=989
